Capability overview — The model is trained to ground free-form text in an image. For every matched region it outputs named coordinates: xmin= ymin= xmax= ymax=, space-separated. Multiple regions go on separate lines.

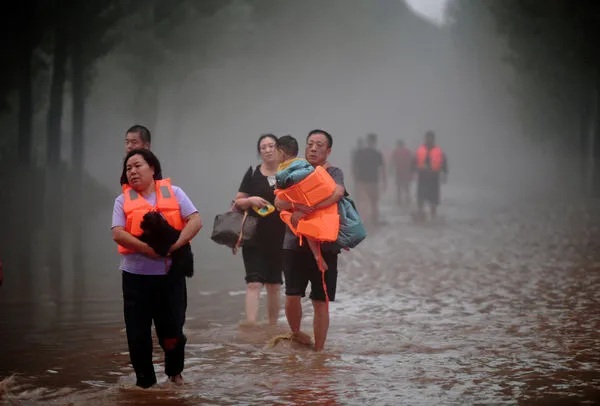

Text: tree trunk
xmin=71 ymin=15 xmax=85 ymax=312
xmin=45 ymin=17 xmax=68 ymax=306
xmin=587 ymin=74 xmax=597 ymax=196
xmin=578 ymin=90 xmax=588 ymax=192
xmin=18 ymin=37 xmax=33 ymax=167
xmin=17 ymin=0 xmax=35 ymax=301
xmin=46 ymin=28 xmax=67 ymax=167
xmin=592 ymin=74 xmax=600 ymax=195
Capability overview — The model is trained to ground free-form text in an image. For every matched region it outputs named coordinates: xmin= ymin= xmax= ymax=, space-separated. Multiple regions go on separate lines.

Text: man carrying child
xmin=274 ymin=130 xmax=346 ymax=352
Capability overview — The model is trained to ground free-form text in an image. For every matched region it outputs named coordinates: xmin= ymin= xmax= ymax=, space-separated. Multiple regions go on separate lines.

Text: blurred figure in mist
xmin=351 ymin=137 xmax=364 ymax=193
xmin=354 ymin=133 xmax=386 ymax=226
xmin=390 ymin=139 xmax=413 ymax=207
xmin=412 ymin=131 xmax=448 ymax=221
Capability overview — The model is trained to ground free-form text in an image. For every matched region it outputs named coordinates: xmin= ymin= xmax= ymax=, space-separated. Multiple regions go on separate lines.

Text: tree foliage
xmin=449 ymin=0 xmax=600 ymax=192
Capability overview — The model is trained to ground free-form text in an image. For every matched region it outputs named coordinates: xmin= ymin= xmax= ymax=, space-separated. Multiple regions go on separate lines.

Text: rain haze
xmin=1 ymin=0 xmax=599 ymax=404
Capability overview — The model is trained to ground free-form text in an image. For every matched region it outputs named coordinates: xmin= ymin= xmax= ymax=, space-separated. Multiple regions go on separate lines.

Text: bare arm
xmin=112 ymin=226 xmax=158 ymax=257
xmin=441 ymin=154 xmax=448 ymax=183
xmin=274 ymin=195 xmax=293 ymax=211
xmin=442 ymin=154 xmax=448 ymax=174
xmin=170 ymin=212 xmax=202 ymax=252
xmin=234 ymin=192 xmax=251 ymax=210
xmin=300 ymin=184 xmax=345 ymax=213
xmin=316 ymin=184 xmax=345 ymax=208
xmin=234 ymin=192 xmax=269 ymax=210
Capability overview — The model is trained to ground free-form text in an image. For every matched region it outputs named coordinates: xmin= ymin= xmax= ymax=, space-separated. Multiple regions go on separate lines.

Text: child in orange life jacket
xmin=275 ymin=135 xmax=332 ymax=270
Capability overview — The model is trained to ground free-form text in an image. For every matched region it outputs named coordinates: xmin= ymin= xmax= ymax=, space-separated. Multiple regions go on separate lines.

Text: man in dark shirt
xmin=274 ymin=129 xmax=346 ymax=352
xmin=355 ymin=132 xmax=386 ymax=225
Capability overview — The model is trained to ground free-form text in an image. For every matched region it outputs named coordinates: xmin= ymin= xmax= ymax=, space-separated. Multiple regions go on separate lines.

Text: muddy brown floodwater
xmin=1 ymin=185 xmax=600 ymax=405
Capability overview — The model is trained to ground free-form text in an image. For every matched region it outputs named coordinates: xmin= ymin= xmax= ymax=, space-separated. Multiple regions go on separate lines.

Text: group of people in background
xmin=352 ymin=130 xmax=448 ymax=224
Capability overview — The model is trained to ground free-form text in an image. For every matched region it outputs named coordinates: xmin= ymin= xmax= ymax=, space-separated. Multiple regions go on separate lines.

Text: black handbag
xmin=210 ymin=205 xmax=258 ymax=254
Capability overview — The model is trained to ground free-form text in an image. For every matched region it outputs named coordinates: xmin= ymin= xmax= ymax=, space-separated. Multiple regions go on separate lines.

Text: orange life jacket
xmin=274 ymin=166 xmax=340 ymax=243
xmin=416 ymin=145 xmax=443 ymax=172
xmin=117 ymin=179 xmax=183 ymax=255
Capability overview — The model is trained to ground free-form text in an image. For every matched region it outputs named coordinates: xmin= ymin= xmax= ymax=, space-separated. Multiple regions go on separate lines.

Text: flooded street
xmin=2 ymin=185 xmax=600 ymax=405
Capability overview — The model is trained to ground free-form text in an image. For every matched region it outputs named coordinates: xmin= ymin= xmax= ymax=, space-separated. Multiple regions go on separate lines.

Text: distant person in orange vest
xmin=412 ymin=131 xmax=447 ymax=221
xmin=390 ymin=139 xmax=413 ymax=207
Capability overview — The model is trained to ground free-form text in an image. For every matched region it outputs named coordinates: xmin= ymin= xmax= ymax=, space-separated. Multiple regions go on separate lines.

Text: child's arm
xmin=274 ymin=196 xmax=293 ymax=211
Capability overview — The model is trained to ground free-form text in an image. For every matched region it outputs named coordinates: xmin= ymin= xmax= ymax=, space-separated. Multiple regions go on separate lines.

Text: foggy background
xmin=1 ymin=1 xmax=600 ymax=403
xmin=0 ymin=0 xmax=597 ymax=307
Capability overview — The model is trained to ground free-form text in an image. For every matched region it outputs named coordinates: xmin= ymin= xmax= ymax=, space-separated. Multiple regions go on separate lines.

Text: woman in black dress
xmin=233 ymin=134 xmax=286 ymax=325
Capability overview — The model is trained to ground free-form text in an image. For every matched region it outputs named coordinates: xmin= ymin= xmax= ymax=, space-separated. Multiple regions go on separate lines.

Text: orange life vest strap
xmin=316 ymin=241 xmax=330 ymax=312
xmin=232 ymin=209 xmax=250 ymax=256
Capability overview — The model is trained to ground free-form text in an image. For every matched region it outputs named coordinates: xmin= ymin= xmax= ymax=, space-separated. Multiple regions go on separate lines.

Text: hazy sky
xmin=404 ymin=0 xmax=448 ymax=25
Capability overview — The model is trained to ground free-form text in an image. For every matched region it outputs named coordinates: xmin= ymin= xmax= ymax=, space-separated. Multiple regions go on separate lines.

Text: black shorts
xmin=242 ymin=246 xmax=283 ymax=284
xmin=283 ymin=249 xmax=338 ymax=302
xmin=417 ymin=173 xmax=440 ymax=205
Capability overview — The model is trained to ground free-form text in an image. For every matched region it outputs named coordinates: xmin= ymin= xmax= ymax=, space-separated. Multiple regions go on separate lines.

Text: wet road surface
xmin=1 ymin=186 xmax=599 ymax=405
